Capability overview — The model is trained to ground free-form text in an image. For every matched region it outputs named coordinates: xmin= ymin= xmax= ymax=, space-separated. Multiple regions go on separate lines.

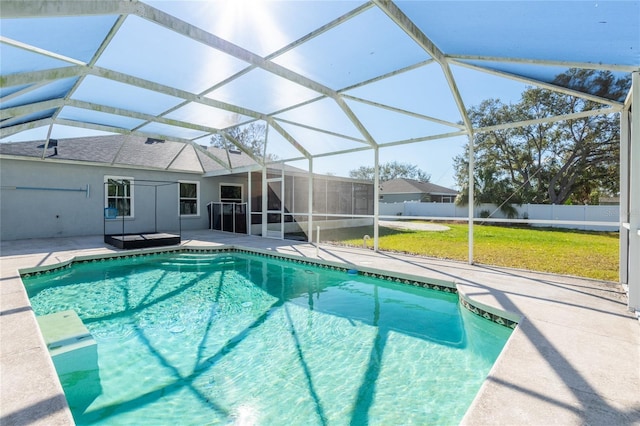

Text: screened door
xmin=265 ymin=177 xmax=284 ymax=239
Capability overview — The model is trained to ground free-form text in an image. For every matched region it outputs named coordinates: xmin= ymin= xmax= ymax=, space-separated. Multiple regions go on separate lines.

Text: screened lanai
xmin=1 ymin=0 xmax=639 ymax=314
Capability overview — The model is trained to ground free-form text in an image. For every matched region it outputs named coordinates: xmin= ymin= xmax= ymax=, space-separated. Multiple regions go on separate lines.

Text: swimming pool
xmin=23 ymin=249 xmax=513 ymax=425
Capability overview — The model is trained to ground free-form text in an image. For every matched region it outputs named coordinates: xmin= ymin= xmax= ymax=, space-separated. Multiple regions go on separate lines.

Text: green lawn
xmin=316 ymin=222 xmax=619 ymax=281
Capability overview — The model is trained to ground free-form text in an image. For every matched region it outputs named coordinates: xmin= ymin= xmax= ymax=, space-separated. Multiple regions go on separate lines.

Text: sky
xmin=0 ymin=69 xmax=529 ymax=189
xmin=3 ymin=0 xmax=631 ymax=189
xmin=0 ymin=63 xmax=529 ymax=189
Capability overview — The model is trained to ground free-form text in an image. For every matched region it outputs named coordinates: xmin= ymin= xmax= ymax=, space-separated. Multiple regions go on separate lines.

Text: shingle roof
xmin=380 ymin=178 xmax=457 ymax=195
xmin=0 ymin=134 xmax=259 ymax=173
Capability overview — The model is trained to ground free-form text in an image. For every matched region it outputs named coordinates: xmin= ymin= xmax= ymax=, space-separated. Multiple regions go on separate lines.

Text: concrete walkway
xmin=1 ymin=231 xmax=638 ymax=425
xmin=379 ymin=220 xmax=450 ymax=231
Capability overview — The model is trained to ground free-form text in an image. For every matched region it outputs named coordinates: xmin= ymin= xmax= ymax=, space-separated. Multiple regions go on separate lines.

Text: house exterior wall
xmin=0 ymin=158 xmax=222 ymax=241
xmin=0 ymin=158 xmax=376 ymax=241
xmin=380 ymin=193 xmax=456 ymax=203
xmin=380 ymin=193 xmax=422 ymax=203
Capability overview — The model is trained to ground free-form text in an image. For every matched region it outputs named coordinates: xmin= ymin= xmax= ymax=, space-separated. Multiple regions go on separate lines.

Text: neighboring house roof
xmin=380 ymin=178 xmax=458 ymax=196
xmin=0 ymin=135 xmax=257 ymax=174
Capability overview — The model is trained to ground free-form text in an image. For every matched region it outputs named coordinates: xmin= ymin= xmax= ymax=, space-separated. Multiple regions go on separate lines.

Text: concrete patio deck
xmin=1 ymin=230 xmax=638 ymax=425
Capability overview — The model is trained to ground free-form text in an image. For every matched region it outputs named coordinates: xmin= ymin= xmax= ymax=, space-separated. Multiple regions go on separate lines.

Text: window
xmin=105 ymin=176 xmax=133 ymax=217
xmin=220 ymin=184 xmax=242 ymax=203
xmin=180 ymin=181 xmax=199 ymax=216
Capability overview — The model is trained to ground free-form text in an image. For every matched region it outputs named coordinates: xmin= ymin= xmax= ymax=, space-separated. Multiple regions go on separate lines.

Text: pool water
xmin=24 ymin=252 xmax=511 ymax=425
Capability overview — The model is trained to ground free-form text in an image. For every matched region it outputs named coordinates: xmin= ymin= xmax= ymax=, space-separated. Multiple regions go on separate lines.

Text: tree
xmin=454 ymin=162 xmax=521 ymax=218
xmin=454 ymin=69 xmax=628 ymax=206
xmin=349 ymin=161 xmax=431 ymax=182
xmin=210 ymin=120 xmax=277 ymax=161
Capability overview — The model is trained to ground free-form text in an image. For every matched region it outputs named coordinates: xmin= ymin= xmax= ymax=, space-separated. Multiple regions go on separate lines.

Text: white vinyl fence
xmin=380 ymin=202 xmax=619 ymax=231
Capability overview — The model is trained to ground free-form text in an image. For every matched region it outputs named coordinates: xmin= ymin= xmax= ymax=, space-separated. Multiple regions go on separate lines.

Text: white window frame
xmin=104 ymin=175 xmax=134 ymax=218
xmin=179 ymin=180 xmax=200 ymax=217
xmin=220 ymin=183 xmax=243 ymax=203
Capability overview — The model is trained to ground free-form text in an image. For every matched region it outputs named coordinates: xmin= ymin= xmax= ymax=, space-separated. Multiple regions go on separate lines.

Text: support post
xmin=308 ymin=157 xmax=314 ymax=243
xmin=620 ymin=103 xmax=630 ymax=284
xmin=627 ymin=71 xmax=640 ymax=313
xmin=467 ymin=133 xmax=475 ymax=264
xmin=261 ymin=166 xmax=267 ymax=238
xmin=373 ymin=147 xmax=380 ymax=252
xmin=247 ymin=171 xmax=252 ymax=235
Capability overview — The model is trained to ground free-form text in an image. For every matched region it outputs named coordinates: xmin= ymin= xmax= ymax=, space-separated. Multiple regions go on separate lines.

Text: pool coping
xmin=19 ymin=244 xmax=521 ymax=330
xmin=1 ymin=232 xmax=638 ymax=426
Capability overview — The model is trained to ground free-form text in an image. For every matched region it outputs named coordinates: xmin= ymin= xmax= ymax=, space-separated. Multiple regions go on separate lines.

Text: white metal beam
xmin=299 ymin=146 xmax=371 ymax=160
xmin=474 ymin=107 xmax=620 ymax=134
xmin=0 ymin=118 xmax=53 ymax=139
xmin=379 ymin=130 xmax=468 ymax=148
xmin=135 ymin=2 xmax=380 ymax=148
xmin=620 ymin=103 xmax=630 ymax=285
xmin=151 ymin=3 xmax=374 ymax=159
xmin=342 ymin=94 xmax=466 ymax=130
xmin=65 ymin=99 xmax=220 ymax=135
xmin=627 ymin=71 xmax=640 ymax=312
xmin=135 ymin=2 xmax=333 ymax=98
xmin=450 ymin=59 xmax=623 ymax=107
xmin=164 ymin=143 xmax=190 ymax=171
xmin=0 ymin=81 xmax=51 ymax=103
xmin=247 ymin=170 xmax=252 ymax=235
xmin=0 ymin=115 xmax=52 ymax=133
xmin=42 ymin=13 xmax=125 ymax=158
xmin=448 ymin=54 xmax=638 ymax=74
xmin=0 ymin=0 xmax=134 ymax=18
xmin=0 ymin=0 xmax=379 ymax=164
xmin=371 ymin=0 xmax=473 ymax=133
xmin=49 ymin=15 xmax=128 ymax=120
xmin=0 ymin=99 xmax=64 ymax=121
xmin=373 ymin=147 xmax=380 ymax=251
xmin=1 ymin=36 xmax=86 ymax=66
xmin=59 ymin=100 xmax=262 ymax=167
xmin=0 ymin=66 xmax=269 ymax=142
xmin=467 ymin=133 xmax=475 ymax=264
xmin=164 ymin=3 xmax=375 ymax=161
xmin=272 ymin=117 xmax=369 ymax=145
xmin=72 ymin=67 xmax=306 ymax=163
xmin=89 ymin=66 xmax=263 ymax=119
xmin=40 ymin=124 xmax=55 ymax=160
xmin=308 ymin=157 xmax=314 ymax=243
xmin=0 ymin=66 xmax=84 ymax=87
xmin=372 ymin=0 xmax=445 ymax=62
xmin=202 ymin=164 xmax=261 ymax=178
xmin=266 ymin=119 xmax=312 ymax=159
xmin=333 ymin=96 xmax=379 ymax=147
xmin=338 ymin=59 xmax=435 ymax=93
xmin=220 ymin=132 xmax=263 ymax=166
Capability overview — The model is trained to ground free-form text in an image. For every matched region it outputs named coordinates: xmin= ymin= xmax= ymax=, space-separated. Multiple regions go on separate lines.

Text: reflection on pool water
xmin=24 ymin=251 xmax=512 ymax=425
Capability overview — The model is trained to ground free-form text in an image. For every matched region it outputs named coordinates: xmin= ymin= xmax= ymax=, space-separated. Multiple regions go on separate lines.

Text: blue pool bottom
xmin=24 ymin=251 xmax=512 ymax=425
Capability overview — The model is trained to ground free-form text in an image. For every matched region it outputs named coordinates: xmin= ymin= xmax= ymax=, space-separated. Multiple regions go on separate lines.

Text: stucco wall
xmin=0 ymin=158 xmax=227 ymax=241
xmin=380 ymin=193 xmax=421 ymax=203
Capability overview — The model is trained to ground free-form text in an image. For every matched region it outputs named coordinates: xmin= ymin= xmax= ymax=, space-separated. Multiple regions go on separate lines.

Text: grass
xmin=315 ymin=222 xmax=619 ymax=281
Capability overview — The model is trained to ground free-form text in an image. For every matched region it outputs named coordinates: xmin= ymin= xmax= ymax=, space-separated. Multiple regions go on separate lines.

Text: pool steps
xmin=36 ymin=310 xmax=98 ymax=375
xmin=36 ymin=310 xmax=102 ymax=413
